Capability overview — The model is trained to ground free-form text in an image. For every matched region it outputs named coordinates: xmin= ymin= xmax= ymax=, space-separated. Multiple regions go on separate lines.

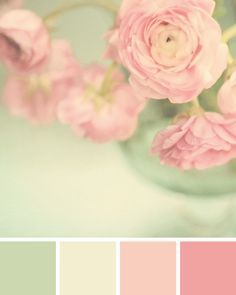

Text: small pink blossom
xmin=105 ymin=0 xmax=228 ymax=103
xmin=218 ymin=71 xmax=236 ymax=115
xmin=0 ymin=9 xmax=50 ymax=73
xmin=57 ymin=64 xmax=145 ymax=143
xmin=151 ymin=112 xmax=236 ymax=170
xmin=3 ymin=40 xmax=81 ymax=123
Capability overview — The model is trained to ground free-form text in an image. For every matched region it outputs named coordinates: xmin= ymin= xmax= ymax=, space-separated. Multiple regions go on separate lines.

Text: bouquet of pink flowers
xmin=0 ymin=0 xmax=236 ymax=172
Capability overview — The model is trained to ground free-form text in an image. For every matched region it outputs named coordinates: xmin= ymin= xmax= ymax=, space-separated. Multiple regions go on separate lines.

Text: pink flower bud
xmin=0 ymin=9 xmax=50 ymax=73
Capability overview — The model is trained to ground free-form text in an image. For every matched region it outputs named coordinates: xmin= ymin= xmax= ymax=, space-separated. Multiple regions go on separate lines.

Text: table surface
xmin=0 ymin=0 xmax=236 ymax=237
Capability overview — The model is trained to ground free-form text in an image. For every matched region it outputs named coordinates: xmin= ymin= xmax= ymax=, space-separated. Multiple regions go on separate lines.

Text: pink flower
xmin=105 ymin=0 xmax=228 ymax=103
xmin=218 ymin=72 xmax=236 ymax=115
xmin=3 ymin=40 xmax=81 ymax=123
xmin=151 ymin=112 xmax=236 ymax=170
xmin=57 ymin=64 xmax=145 ymax=143
xmin=0 ymin=9 xmax=50 ymax=73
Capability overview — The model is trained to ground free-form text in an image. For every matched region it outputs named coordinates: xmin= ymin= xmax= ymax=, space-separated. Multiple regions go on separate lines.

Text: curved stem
xmin=223 ymin=24 xmax=236 ymax=43
xmin=227 ymin=52 xmax=234 ymax=65
xmin=99 ymin=62 xmax=117 ymax=95
xmin=222 ymin=25 xmax=236 ymax=65
xmin=190 ymin=97 xmax=204 ymax=115
xmin=44 ymin=0 xmax=118 ymax=23
xmin=192 ymin=98 xmax=201 ymax=109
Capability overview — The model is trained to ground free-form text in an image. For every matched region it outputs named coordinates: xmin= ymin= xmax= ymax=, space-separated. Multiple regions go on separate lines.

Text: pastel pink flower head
xmin=218 ymin=71 xmax=236 ymax=115
xmin=106 ymin=0 xmax=216 ymax=61
xmin=0 ymin=9 xmax=50 ymax=73
xmin=151 ymin=112 xmax=236 ymax=170
xmin=57 ymin=64 xmax=146 ymax=143
xmin=3 ymin=40 xmax=81 ymax=123
xmin=105 ymin=0 xmax=228 ymax=103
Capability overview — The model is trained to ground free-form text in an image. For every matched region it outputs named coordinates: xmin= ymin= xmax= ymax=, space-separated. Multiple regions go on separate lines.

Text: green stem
xmin=190 ymin=98 xmax=204 ymax=115
xmin=223 ymin=24 xmax=236 ymax=43
xmin=43 ymin=0 xmax=118 ymax=23
xmin=192 ymin=98 xmax=201 ymax=109
xmin=223 ymin=24 xmax=236 ymax=64
xmin=99 ymin=62 xmax=117 ymax=96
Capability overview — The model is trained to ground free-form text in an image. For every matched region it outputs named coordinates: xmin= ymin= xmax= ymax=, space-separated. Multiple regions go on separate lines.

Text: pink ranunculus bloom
xmin=218 ymin=71 xmax=236 ymax=115
xmin=57 ymin=64 xmax=146 ymax=143
xmin=151 ymin=112 xmax=236 ymax=170
xmin=0 ymin=9 xmax=50 ymax=73
xmin=3 ymin=40 xmax=81 ymax=123
xmin=105 ymin=0 xmax=228 ymax=103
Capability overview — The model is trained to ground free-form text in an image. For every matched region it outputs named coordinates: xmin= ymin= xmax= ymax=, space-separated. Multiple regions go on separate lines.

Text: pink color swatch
xmin=120 ymin=242 xmax=176 ymax=295
xmin=181 ymin=242 xmax=236 ymax=295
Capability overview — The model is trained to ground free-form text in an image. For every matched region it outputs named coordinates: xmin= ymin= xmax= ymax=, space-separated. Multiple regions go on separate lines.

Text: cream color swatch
xmin=61 ymin=243 xmax=116 ymax=295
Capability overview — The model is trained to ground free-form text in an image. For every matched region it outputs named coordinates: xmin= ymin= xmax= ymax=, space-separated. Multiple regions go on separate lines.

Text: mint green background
xmin=0 ymin=243 xmax=55 ymax=295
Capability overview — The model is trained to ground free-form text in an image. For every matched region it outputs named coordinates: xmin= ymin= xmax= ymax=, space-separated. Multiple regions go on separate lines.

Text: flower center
xmin=26 ymin=74 xmax=51 ymax=97
xmin=150 ymin=23 xmax=190 ymax=67
xmin=84 ymin=84 xmax=113 ymax=109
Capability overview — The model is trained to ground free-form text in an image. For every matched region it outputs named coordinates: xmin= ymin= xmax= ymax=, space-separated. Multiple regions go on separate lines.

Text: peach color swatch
xmin=181 ymin=242 xmax=236 ymax=295
xmin=120 ymin=242 xmax=176 ymax=295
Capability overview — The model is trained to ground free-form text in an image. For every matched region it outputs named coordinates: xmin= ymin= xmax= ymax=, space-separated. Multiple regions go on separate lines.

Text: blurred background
xmin=0 ymin=0 xmax=236 ymax=237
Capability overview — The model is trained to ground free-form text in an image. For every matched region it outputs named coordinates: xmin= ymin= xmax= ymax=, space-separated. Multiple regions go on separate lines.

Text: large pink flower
xmin=105 ymin=0 xmax=228 ymax=103
xmin=151 ymin=112 xmax=236 ymax=170
xmin=57 ymin=64 xmax=145 ymax=143
xmin=218 ymin=71 xmax=236 ymax=115
xmin=0 ymin=9 xmax=50 ymax=73
xmin=3 ymin=40 xmax=80 ymax=123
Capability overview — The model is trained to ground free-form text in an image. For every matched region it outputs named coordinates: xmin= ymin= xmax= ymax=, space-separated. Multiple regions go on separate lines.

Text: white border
xmin=176 ymin=241 xmax=180 ymax=295
xmin=116 ymin=241 xmax=120 ymax=295
xmin=0 ymin=237 xmax=236 ymax=242
xmin=56 ymin=241 xmax=60 ymax=295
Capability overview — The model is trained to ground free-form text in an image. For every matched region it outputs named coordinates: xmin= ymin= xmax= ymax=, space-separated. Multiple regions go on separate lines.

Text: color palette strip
xmin=1 ymin=241 xmax=236 ymax=294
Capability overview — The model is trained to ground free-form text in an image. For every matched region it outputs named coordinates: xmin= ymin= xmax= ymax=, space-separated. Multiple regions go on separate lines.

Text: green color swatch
xmin=0 ymin=243 xmax=55 ymax=295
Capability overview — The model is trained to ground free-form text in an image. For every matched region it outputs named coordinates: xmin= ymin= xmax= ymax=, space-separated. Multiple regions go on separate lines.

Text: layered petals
xmin=57 ymin=64 xmax=145 ymax=143
xmin=105 ymin=0 xmax=227 ymax=103
xmin=3 ymin=40 xmax=80 ymax=123
xmin=151 ymin=112 xmax=236 ymax=170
